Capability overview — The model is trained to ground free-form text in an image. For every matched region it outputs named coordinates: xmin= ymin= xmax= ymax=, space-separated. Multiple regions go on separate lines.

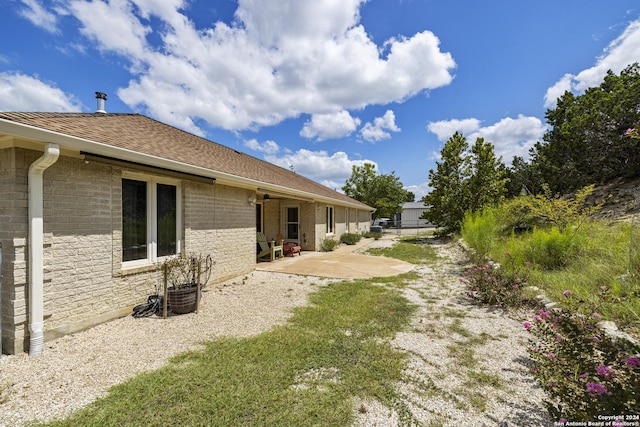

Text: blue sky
xmin=1 ymin=1 xmax=639 ymax=199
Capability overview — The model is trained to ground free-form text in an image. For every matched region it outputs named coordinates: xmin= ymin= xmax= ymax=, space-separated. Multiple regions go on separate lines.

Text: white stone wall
xmin=1 ymin=148 xmax=256 ymax=354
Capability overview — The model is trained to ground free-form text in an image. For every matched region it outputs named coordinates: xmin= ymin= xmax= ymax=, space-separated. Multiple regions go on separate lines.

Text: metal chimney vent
xmin=95 ymin=92 xmax=107 ymax=114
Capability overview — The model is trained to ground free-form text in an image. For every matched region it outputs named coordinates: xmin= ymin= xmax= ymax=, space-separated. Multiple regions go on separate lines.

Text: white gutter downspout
xmin=28 ymin=143 xmax=59 ymax=356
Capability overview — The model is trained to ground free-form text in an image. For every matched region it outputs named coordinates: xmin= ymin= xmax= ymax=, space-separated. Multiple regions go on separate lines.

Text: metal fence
xmin=380 ymin=221 xmax=437 ymax=236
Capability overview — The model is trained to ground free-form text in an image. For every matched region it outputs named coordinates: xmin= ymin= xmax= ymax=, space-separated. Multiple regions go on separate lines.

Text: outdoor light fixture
xmin=248 ymin=197 xmax=256 ymax=205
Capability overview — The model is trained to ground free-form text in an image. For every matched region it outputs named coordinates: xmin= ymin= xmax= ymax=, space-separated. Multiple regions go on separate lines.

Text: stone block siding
xmin=334 ymin=206 xmax=346 ymax=236
xmin=1 ymin=148 xmax=256 ymax=354
xmin=298 ymin=202 xmax=315 ymax=251
xmin=357 ymin=209 xmax=371 ymax=233
xmin=183 ymin=182 xmax=255 ymax=282
xmin=262 ymin=200 xmax=281 ymax=242
xmin=1 ymin=148 xmax=35 ymax=353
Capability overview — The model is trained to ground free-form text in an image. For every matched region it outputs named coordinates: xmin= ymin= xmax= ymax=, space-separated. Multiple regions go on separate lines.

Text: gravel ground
xmin=0 ymin=237 xmax=551 ymax=426
xmin=354 ymin=239 xmax=551 ymax=426
xmin=0 ymin=272 xmax=336 ymax=426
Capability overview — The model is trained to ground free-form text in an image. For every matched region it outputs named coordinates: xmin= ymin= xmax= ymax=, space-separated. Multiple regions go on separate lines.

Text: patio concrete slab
xmin=255 ymin=236 xmax=414 ymax=279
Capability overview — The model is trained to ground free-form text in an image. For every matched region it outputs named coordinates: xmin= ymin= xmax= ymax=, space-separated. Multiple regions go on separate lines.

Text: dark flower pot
xmin=167 ymin=285 xmax=199 ymax=314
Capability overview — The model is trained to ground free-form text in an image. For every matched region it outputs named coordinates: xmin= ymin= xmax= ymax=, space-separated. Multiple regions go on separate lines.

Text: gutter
xmin=28 ymin=143 xmax=59 ymax=356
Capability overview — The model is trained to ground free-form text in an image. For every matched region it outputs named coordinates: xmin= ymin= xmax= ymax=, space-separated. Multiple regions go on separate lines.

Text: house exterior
xmin=0 ymin=107 xmax=373 ymax=355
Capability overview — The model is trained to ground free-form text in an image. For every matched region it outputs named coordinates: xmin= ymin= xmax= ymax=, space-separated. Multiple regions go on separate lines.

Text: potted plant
xmin=162 ymin=253 xmax=213 ymax=315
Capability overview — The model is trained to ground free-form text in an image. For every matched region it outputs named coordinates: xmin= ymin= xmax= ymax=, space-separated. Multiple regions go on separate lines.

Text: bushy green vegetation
xmin=525 ymin=304 xmax=640 ymax=421
xmin=460 ymin=187 xmax=640 ymax=421
xmin=342 ymin=162 xmax=411 ymax=220
xmin=339 ymin=232 xmax=362 ymax=245
xmin=44 ymin=280 xmax=416 ymax=427
xmin=319 ymin=237 xmax=339 ymax=252
xmin=363 ymin=230 xmax=383 ymax=240
xmin=530 ymin=63 xmax=640 ymax=194
xmin=422 ymin=132 xmax=507 ymax=235
xmin=462 ymin=192 xmax=640 ymax=331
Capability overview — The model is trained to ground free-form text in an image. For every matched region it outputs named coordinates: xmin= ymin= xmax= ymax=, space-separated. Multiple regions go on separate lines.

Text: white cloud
xmin=544 ymin=17 xmax=640 ymax=108
xmin=56 ymin=0 xmax=455 ymax=134
xmin=18 ymin=0 xmax=59 ymax=33
xmin=264 ymin=149 xmax=376 ymax=182
xmin=427 ymin=118 xmax=481 ymax=141
xmin=427 ymin=115 xmax=548 ymax=162
xmin=468 ymin=115 xmax=548 ymax=162
xmin=0 ymin=72 xmax=82 ymax=111
xmin=359 ymin=110 xmax=400 ymax=142
xmin=405 ymin=182 xmax=432 ymax=201
xmin=67 ymin=0 xmax=151 ymax=61
xmin=244 ymin=138 xmax=280 ymax=154
xmin=319 ymin=179 xmax=347 ymax=192
xmin=300 ymin=110 xmax=361 ymax=141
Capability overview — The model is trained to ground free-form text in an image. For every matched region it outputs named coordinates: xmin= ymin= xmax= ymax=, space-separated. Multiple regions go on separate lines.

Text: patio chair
xmin=277 ymin=233 xmax=302 ymax=256
xmin=257 ymin=232 xmax=283 ymax=261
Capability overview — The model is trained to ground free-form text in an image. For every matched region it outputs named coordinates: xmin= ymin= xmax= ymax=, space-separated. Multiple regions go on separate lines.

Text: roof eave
xmin=0 ymin=118 xmax=374 ymax=211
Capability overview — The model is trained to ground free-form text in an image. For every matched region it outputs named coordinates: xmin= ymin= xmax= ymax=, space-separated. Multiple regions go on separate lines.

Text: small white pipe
xmin=28 ymin=143 xmax=59 ymax=356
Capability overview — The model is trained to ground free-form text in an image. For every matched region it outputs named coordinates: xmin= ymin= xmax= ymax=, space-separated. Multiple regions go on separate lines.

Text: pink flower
xmin=626 ymin=128 xmax=636 ymax=135
xmin=523 ymin=321 xmax=532 ymax=330
xmin=600 ymin=286 xmax=607 ymax=291
xmin=596 ymin=365 xmax=612 ymax=379
xmin=558 ymin=418 xmax=567 ymax=425
xmin=539 ymin=309 xmax=551 ymax=320
xmin=586 ymin=382 xmax=611 ymax=396
xmin=592 ymin=312 xmax=601 ymax=319
xmin=562 ymin=289 xmax=572 ymax=297
xmin=624 ymin=357 xmax=640 ymax=368
xmin=533 ymin=315 xmax=542 ymax=322
xmin=579 ymin=373 xmax=589 ymax=380
xmin=547 ymin=352 xmax=555 ymax=359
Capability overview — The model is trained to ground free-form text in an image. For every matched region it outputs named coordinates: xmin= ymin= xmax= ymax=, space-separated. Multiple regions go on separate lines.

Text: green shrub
xmin=339 ymin=233 xmax=361 ymax=245
xmin=461 ymin=208 xmax=499 ymax=262
xmin=495 ymin=195 xmax=539 ymax=234
xmin=320 ymin=238 xmax=339 ymax=252
xmin=363 ymin=231 xmax=383 ymax=240
xmin=524 ymin=305 xmax=640 ymax=422
xmin=523 ymin=227 xmax=577 ymax=269
xmin=461 ymin=264 xmax=533 ymax=308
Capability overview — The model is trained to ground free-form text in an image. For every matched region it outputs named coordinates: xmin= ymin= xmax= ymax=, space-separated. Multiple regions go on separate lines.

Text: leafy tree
xmin=421 ymin=132 xmax=471 ymax=235
xmin=404 ymin=191 xmax=416 ymax=203
xmin=531 ymin=63 xmax=640 ymax=193
xmin=504 ymin=155 xmax=542 ymax=198
xmin=422 ymin=132 xmax=507 ymax=235
xmin=468 ymin=137 xmax=508 ymax=212
xmin=342 ymin=163 xmax=409 ymax=219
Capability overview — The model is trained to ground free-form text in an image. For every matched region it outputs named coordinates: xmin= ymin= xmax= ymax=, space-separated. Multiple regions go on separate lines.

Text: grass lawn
xmin=366 ymin=235 xmax=440 ymax=265
xmin=43 ymin=278 xmax=416 ymax=427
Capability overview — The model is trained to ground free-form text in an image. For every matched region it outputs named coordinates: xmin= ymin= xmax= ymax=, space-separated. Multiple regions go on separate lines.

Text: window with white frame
xmin=122 ymin=175 xmax=181 ymax=265
xmin=326 ymin=206 xmax=334 ymax=234
xmin=285 ymin=205 xmax=300 ymax=240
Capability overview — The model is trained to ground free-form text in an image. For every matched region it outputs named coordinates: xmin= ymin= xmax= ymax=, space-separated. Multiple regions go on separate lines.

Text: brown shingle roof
xmin=0 ymin=112 xmax=372 ymax=210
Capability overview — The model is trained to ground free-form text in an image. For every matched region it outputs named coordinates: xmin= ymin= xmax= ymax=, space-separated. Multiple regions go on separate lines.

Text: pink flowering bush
xmin=525 ymin=298 xmax=640 ymax=421
xmin=461 ymin=263 xmax=534 ymax=308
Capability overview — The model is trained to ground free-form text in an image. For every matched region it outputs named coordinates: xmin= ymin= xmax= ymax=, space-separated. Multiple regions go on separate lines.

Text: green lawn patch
xmin=43 ymin=280 xmax=416 ymax=427
xmin=366 ymin=238 xmax=439 ymax=265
